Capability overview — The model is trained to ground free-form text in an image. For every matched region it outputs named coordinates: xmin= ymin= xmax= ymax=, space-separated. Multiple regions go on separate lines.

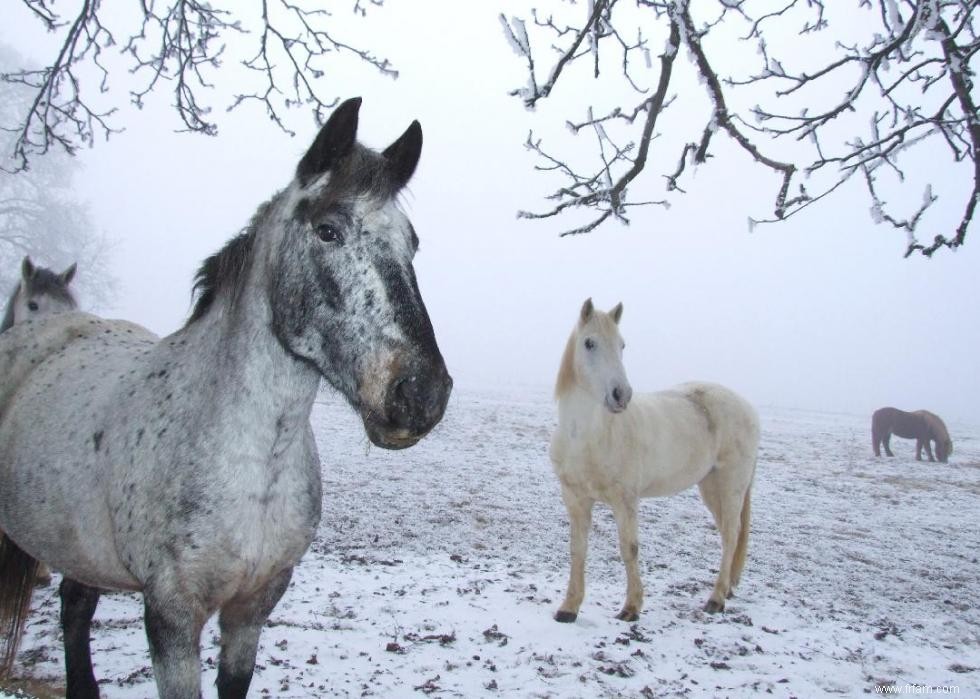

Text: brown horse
xmin=872 ymin=407 xmax=953 ymax=463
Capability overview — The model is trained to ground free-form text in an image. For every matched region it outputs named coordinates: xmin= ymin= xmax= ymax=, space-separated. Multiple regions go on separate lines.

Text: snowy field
xmin=2 ymin=384 xmax=979 ymax=698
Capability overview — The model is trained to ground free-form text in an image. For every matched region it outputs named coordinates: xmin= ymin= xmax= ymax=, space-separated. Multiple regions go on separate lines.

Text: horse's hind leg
xmin=883 ymin=432 xmax=895 ymax=457
xmin=555 ymin=486 xmax=594 ymax=623
xmin=60 ymin=578 xmax=101 ymax=699
xmin=143 ymin=587 xmax=207 ymax=699
xmin=610 ymin=498 xmax=643 ymax=622
xmin=217 ymin=567 xmax=293 ymax=699
xmin=698 ymin=474 xmax=749 ymax=614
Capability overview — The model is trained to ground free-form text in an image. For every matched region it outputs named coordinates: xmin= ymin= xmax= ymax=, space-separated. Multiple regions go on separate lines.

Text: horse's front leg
xmin=143 ymin=584 xmax=207 ymax=699
xmin=923 ymin=439 xmax=936 ymax=462
xmin=217 ymin=567 xmax=293 ymax=699
xmin=610 ymin=498 xmax=642 ymax=621
xmin=555 ymin=486 xmax=593 ymax=623
xmin=60 ymin=578 xmax=101 ymax=699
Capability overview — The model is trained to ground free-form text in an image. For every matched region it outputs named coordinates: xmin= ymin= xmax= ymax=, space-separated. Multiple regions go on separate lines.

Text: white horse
xmin=550 ymin=299 xmax=759 ymax=622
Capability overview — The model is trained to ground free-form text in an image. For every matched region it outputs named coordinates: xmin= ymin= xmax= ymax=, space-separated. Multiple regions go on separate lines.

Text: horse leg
xmin=610 ymin=498 xmax=643 ymax=622
xmin=555 ymin=486 xmax=593 ymax=623
xmin=883 ymin=432 xmax=894 ymax=457
xmin=924 ymin=439 xmax=936 ymax=462
xmin=217 ymin=567 xmax=293 ymax=699
xmin=698 ymin=476 xmax=746 ymax=614
xmin=59 ymin=578 xmax=101 ymax=699
xmin=143 ymin=587 xmax=207 ymax=699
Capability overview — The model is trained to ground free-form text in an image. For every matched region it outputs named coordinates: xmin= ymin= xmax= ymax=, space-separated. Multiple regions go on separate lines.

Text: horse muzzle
xmin=362 ymin=365 xmax=453 ymax=450
xmin=605 ymin=383 xmax=633 ymax=414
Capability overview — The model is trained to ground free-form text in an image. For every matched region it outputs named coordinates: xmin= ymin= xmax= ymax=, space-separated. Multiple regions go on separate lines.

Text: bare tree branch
xmin=2 ymin=1 xmax=395 ymax=171
xmin=504 ymin=0 xmax=980 ymax=256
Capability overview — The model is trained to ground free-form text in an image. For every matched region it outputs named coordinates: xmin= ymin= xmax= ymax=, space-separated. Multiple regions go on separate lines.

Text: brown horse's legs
xmin=555 ymin=487 xmax=593 ymax=623
xmin=923 ymin=439 xmax=936 ymax=462
xmin=610 ymin=498 xmax=642 ymax=622
xmin=883 ymin=432 xmax=895 ymax=457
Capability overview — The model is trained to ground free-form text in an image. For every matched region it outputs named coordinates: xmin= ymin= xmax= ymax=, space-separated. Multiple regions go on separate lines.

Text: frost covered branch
xmin=503 ymin=0 xmax=980 ymax=256
xmin=1 ymin=1 xmax=394 ymax=171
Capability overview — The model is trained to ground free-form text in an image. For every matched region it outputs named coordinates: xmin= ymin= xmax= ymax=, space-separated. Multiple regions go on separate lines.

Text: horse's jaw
xmin=362 ymin=421 xmax=426 ymax=450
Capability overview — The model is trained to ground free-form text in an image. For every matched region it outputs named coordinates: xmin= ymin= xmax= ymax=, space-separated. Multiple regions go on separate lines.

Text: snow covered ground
xmin=2 ymin=385 xmax=979 ymax=698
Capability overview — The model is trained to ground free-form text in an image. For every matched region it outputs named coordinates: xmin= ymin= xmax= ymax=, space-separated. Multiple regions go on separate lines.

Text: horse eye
xmin=584 ymin=338 xmax=595 ymax=350
xmin=315 ymin=223 xmax=342 ymax=244
xmin=27 ymin=301 xmax=39 ymax=312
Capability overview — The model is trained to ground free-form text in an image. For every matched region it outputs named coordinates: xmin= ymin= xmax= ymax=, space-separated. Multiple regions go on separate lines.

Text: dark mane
xmin=186 ymin=202 xmax=270 ymax=325
xmin=0 ymin=290 xmax=16 ymax=332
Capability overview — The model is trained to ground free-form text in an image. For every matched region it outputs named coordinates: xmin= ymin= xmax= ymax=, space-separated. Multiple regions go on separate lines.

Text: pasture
xmin=2 ymin=385 xmax=979 ymax=697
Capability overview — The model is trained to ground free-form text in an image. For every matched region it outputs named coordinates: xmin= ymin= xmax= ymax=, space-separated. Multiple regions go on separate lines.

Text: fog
xmin=3 ymin=2 xmax=979 ymax=425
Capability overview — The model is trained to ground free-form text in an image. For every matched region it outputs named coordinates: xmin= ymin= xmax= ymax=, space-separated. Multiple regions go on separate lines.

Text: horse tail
xmin=731 ymin=484 xmax=752 ymax=589
xmin=0 ymin=533 xmax=38 ymax=677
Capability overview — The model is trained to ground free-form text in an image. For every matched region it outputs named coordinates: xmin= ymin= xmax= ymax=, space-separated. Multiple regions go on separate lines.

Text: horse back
xmin=873 ymin=406 xmax=928 ymax=440
xmin=672 ymin=382 xmax=760 ymax=461
xmin=0 ymin=313 xmax=148 ymax=412
xmin=0 ymin=312 xmax=157 ymax=589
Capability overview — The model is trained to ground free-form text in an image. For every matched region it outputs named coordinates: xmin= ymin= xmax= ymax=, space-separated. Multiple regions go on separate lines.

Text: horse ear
xmin=296 ymin=97 xmax=362 ymax=185
xmin=60 ymin=263 xmax=77 ymax=286
xmin=21 ymin=257 xmax=35 ymax=281
xmin=609 ymin=302 xmax=623 ymax=324
xmin=382 ymin=120 xmax=422 ymax=190
xmin=579 ymin=298 xmax=594 ymax=324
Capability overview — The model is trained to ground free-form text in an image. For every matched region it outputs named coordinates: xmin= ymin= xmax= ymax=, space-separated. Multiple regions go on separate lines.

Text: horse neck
xmin=555 ymin=382 xmax=608 ymax=442
xmin=173 ymin=276 xmax=321 ymax=425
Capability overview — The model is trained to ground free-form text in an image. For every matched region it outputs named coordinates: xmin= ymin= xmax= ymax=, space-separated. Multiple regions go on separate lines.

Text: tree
xmin=501 ymin=1 xmax=979 ymax=257
xmin=0 ymin=46 xmax=114 ymax=307
xmin=1 ymin=0 xmax=394 ymax=172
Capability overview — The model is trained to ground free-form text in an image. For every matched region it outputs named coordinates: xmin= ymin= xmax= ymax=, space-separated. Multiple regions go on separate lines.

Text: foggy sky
xmin=3 ymin=2 xmax=979 ymax=426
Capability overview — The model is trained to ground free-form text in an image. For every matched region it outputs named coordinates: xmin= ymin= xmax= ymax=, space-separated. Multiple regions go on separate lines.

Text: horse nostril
xmin=613 ymin=387 xmax=623 ymax=404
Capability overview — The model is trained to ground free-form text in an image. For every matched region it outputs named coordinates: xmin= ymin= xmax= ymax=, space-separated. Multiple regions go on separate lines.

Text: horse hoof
xmin=554 ymin=610 xmax=577 ymax=623
xmin=703 ymin=599 xmax=725 ymax=614
xmin=616 ymin=609 xmax=639 ymax=622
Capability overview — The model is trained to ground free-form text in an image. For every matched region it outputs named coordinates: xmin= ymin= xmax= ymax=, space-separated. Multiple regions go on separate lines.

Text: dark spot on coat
xmin=92 ymin=431 xmax=104 ymax=452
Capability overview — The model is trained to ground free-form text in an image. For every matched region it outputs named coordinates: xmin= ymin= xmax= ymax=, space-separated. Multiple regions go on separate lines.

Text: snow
xmin=3 ymin=385 xmax=980 ymax=697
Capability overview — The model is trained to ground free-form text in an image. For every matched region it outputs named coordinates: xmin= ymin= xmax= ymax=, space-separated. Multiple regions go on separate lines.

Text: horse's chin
xmin=604 ymin=399 xmax=629 ymax=414
xmin=362 ymin=419 xmax=425 ymax=450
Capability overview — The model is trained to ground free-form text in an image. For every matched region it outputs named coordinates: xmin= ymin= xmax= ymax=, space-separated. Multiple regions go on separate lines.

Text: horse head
xmin=11 ymin=257 xmax=78 ymax=322
xmin=558 ymin=298 xmax=632 ymax=413
xmin=269 ymin=97 xmax=451 ymax=449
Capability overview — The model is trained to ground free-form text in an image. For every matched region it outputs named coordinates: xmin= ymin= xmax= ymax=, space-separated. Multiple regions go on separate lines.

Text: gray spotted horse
xmin=0 ymin=97 xmax=452 ymax=698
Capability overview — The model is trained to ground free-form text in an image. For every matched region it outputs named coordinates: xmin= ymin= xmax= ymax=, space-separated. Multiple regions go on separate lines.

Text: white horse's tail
xmin=731 ymin=483 xmax=752 ymax=589
xmin=0 ymin=533 xmax=39 ymax=677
